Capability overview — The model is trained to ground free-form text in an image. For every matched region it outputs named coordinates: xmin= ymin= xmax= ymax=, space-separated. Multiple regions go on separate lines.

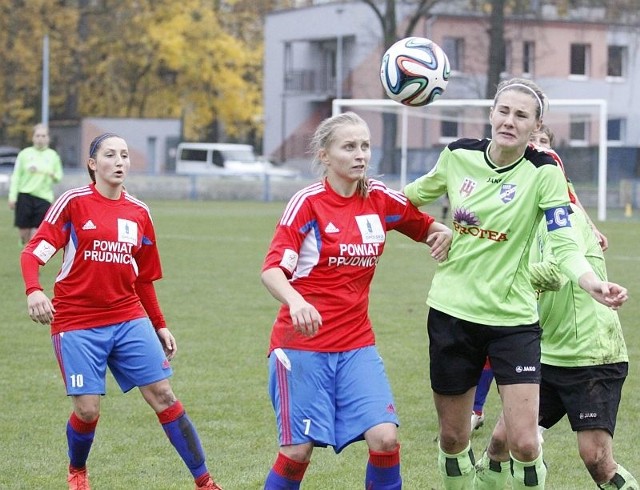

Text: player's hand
xmin=27 ymin=290 xmax=55 ymax=325
xmin=426 ymin=228 xmax=452 ymax=262
xmin=594 ymin=228 xmax=608 ymax=252
xmin=156 ymin=327 xmax=177 ymax=360
xmin=8 ymin=201 xmax=15 ymax=211
xmin=579 ymin=274 xmax=628 ymax=309
xmin=288 ymin=299 xmax=322 ymax=337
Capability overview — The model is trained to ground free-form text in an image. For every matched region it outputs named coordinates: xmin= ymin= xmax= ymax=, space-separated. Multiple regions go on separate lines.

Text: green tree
xmin=0 ymin=0 xmax=268 ymax=146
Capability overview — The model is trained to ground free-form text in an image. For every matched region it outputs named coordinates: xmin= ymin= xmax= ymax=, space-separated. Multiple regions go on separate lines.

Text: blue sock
xmin=474 ymin=367 xmax=494 ymax=412
xmin=366 ymin=446 xmax=402 ymax=490
xmin=158 ymin=401 xmax=207 ymax=479
xmin=264 ymin=470 xmax=302 ymax=489
xmin=67 ymin=412 xmax=98 ymax=469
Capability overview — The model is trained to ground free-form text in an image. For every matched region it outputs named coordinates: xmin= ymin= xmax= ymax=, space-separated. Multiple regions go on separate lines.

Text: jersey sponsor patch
xmin=355 ymin=214 xmax=385 ymax=243
xmin=280 ymin=248 xmax=298 ymax=273
xmin=544 ymin=206 xmax=571 ymax=231
xmin=33 ymin=239 xmax=56 ymax=263
xmin=117 ymin=219 xmax=138 ymax=245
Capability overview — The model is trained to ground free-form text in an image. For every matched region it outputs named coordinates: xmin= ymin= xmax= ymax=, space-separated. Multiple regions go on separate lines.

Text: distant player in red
xmin=20 ymin=133 xmax=222 ymax=490
xmin=261 ymin=112 xmax=452 ymax=489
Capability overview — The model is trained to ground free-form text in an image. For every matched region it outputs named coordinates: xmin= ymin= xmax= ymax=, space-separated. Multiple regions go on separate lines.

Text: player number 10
xmin=70 ymin=374 xmax=84 ymax=388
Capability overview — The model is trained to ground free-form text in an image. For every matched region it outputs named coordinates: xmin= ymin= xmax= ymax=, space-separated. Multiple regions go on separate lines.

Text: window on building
xmin=570 ymin=43 xmax=590 ymax=77
xmin=442 ymin=37 xmax=464 ymax=72
xmin=607 ymin=45 xmax=626 ymax=78
xmin=501 ymin=41 xmax=512 ymax=75
xmin=523 ymin=41 xmax=535 ymax=76
xmin=569 ymin=116 xmax=589 ymax=145
xmin=607 ymin=118 xmax=625 ymax=143
xmin=440 ymin=112 xmax=459 ymax=141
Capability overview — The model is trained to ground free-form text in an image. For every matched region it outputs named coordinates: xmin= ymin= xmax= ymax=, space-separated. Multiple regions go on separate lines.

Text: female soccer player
xmin=8 ymin=123 xmax=63 ymax=246
xmin=475 ymin=199 xmax=637 ymax=490
xmin=20 ymin=133 xmax=223 ymax=490
xmin=260 ymin=111 xmax=452 ymax=489
xmin=403 ymin=78 xmax=628 ymax=489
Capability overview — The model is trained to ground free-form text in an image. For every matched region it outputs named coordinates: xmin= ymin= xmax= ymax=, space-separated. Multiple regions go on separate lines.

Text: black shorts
xmin=427 ymin=308 xmax=541 ymax=395
xmin=14 ymin=193 xmax=51 ymax=228
xmin=539 ymin=362 xmax=627 ymax=436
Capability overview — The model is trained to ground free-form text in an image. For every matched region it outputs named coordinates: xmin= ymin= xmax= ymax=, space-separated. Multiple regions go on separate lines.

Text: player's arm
xmin=571 ymin=189 xmax=608 ymax=251
xmin=403 ymin=149 xmax=449 ymax=207
xmin=136 ymin=280 xmax=176 ymax=360
xmin=21 ymin=252 xmax=55 ymax=325
xmin=51 ymin=153 xmax=64 ymax=183
xmin=544 ymin=209 xmax=627 ymax=309
xmin=261 ymin=267 xmax=322 ymax=337
xmin=424 ymin=221 xmax=452 ymax=262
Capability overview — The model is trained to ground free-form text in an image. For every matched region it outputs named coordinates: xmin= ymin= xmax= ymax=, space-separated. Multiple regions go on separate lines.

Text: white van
xmin=175 ymin=142 xmax=298 ymax=179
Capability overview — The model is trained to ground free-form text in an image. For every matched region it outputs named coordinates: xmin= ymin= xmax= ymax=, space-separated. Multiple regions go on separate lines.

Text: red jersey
xmin=262 ymin=178 xmax=434 ymax=353
xmin=22 ymin=184 xmax=163 ymax=334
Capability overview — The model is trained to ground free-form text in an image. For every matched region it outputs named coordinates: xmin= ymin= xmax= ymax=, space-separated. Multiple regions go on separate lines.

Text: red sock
xmin=272 ymin=452 xmax=309 ymax=482
xmin=369 ymin=444 xmax=400 ymax=468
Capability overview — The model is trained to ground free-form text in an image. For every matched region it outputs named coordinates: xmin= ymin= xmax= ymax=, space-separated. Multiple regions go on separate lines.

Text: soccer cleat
xmin=196 ymin=477 xmax=224 ymax=489
xmin=470 ymin=411 xmax=485 ymax=434
xmin=67 ymin=466 xmax=91 ymax=490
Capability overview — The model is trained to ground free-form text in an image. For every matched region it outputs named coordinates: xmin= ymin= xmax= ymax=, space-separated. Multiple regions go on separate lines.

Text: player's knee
xmin=509 ymin=437 xmax=540 ymax=462
xmin=74 ymin=405 xmax=100 ymax=422
xmin=487 ymin=434 xmax=509 ymax=461
xmin=581 ymin=449 xmax=616 ymax=483
xmin=141 ymin=380 xmax=176 ymax=410
xmin=281 ymin=444 xmax=313 ymax=463
xmin=374 ymin=434 xmax=399 ymax=453
xmin=365 ymin=423 xmax=399 ymax=452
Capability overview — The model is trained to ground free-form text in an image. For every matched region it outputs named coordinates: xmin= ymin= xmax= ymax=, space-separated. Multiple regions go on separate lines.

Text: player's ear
xmin=534 ymin=119 xmax=542 ymax=133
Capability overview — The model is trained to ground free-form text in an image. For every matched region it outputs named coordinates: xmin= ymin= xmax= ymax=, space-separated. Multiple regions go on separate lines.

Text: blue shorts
xmin=52 ymin=318 xmax=173 ymax=395
xmin=268 ymin=346 xmax=399 ymax=453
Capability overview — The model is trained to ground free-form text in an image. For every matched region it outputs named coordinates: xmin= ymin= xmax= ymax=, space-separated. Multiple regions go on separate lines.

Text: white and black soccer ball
xmin=380 ymin=37 xmax=450 ymax=107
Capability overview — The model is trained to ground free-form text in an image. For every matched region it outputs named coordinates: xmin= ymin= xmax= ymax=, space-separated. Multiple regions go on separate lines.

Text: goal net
xmin=332 ymin=98 xmax=619 ymax=222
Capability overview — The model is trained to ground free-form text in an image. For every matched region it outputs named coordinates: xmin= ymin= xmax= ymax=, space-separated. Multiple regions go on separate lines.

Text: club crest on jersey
xmin=355 ymin=214 xmax=385 ymax=243
xmin=459 ymin=178 xmax=477 ymax=198
xmin=117 ymin=219 xmax=138 ymax=245
xmin=499 ymin=184 xmax=516 ymax=203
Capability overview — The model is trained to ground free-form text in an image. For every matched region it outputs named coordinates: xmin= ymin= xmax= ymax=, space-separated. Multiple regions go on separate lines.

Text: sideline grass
xmin=0 ymin=200 xmax=638 ymax=489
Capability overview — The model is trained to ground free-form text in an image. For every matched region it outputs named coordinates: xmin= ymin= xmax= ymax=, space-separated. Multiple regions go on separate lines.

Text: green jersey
xmin=8 ymin=146 xmax=63 ymax=203
xmin=404 ymin=138 xmax=592 ymax=326
xmin=532 ymin=204 xmax=628 ymax=367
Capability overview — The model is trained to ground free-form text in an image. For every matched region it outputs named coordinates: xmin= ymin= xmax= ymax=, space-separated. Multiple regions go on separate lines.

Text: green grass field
xmin=1 ymin=200 xmax=638 ymax=489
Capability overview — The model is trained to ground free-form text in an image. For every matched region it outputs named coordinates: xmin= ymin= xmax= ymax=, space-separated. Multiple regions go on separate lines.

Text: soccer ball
xmin=380 ymin=37 xmax=450 ymax=107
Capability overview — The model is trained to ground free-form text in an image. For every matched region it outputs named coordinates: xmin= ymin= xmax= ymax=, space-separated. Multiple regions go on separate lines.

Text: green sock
xmin=510 ymin=450 xmax=547 ymax=489
xmin=474 ymin=451 xmax=510 ymax=490
xmin=598 ymin=464 xmax=639 ymax=489
xmin=438 ymin=443 xmax=475 ymax=490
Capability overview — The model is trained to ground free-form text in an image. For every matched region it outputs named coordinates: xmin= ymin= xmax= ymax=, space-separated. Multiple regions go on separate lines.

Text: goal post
xmin=332 ymin=98 xmax=609 ymax=221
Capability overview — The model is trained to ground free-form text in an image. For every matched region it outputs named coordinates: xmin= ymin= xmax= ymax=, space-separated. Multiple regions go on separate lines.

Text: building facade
xmin=263 ymin=0 xmax=640 ymax=183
